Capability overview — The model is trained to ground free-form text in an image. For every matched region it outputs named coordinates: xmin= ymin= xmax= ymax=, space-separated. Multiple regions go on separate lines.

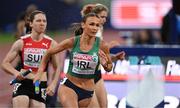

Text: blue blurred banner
xmin=110 ymin=45 xmax=180 ymax=56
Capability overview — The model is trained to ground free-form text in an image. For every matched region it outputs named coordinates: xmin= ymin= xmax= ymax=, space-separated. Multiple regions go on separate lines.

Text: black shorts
xmin=94 ymin=70 xmax=102 ymax=83
xmin=12 ymin=79 xmax=47 ymax=104
xmin=62 ymin=78 xmax=94 ymax=101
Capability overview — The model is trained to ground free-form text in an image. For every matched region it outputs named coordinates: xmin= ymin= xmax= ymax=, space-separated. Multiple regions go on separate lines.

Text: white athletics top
xmin=96 ymin=26 xmax=103 ymax=39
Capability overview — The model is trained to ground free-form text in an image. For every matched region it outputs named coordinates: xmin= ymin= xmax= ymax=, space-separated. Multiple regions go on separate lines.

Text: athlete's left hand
xmin=46 ymin=82 xmax=56 ymax=96
xmin=115 ymin=51 xmax=125 ymax=60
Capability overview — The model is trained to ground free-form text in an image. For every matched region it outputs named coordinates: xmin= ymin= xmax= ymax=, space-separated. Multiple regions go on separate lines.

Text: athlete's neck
xmin=30 ymin=32 xmax=44 ymax=42
xmin=81 ymin=34 xmax=95 ymax=45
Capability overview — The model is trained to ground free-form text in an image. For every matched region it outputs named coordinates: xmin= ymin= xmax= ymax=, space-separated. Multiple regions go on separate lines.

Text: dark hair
xmin=29 ymin=10 xmax=45 ymax=22
xmin=71 ymin=12 xmax=99 ymax=36
xmin=81 ymin=4 xmax=96 ymax=17
xmin=70 ymin=23 xmax=83 ymax=36
xmin=82 ymin=12 xmax=99 ymax=23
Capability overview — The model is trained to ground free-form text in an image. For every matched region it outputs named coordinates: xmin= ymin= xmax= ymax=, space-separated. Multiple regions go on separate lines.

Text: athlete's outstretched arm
xmin=33 ymin=37 xmax=74 ymax=83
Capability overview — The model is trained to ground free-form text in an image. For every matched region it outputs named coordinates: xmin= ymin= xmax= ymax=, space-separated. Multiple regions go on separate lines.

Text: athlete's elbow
xmin=1 ymin=61 xmax=6 ymax=71
xmin=43 ymin=50 xmax=52 ymax=60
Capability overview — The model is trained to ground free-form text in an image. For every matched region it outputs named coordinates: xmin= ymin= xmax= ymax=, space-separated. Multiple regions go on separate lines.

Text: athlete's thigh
xmin=95 ymin=78 xmax=108 ymax=108
xmin=30 ymin=99 xmax=45 ymax=108
xmin=87 ymin=92 xmax=100 ymax=108
xmin=13 ymin=95 xmax=29 ymax=108
xmin=79 ymin=97 xmax=93 ymax=108
xmin=58 ymin=85 xmax=78 ymax=108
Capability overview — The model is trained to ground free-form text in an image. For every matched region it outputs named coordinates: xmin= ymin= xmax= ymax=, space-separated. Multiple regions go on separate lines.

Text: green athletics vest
xmin=67 ymin=36 xmax=100 ymax=78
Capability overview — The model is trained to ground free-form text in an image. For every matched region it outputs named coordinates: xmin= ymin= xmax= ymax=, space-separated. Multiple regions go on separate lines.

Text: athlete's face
xmin=97 ymin=10 xmax=108 ymax=25
xmin=30 ymin=13 xmax=47 ymax=34
xmin=82 ymin=16 xmax=100 ymax=37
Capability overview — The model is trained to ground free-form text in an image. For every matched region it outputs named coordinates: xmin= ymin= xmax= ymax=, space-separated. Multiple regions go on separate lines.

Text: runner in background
xmin=1 ymin=10 xmax=60 ymax=108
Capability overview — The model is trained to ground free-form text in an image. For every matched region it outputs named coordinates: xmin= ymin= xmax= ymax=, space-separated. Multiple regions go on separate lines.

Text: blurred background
xmin=0 ymin=0 xmax=180 ymax=107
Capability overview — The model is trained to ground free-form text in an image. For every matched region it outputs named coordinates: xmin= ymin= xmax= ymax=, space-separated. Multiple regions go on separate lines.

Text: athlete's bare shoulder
xmin=43 ymin=34 xmax=56 ymax=47
xmin=20 ymin=34 xmax=31 ymax=39
xmin=12 ymin=38 xmax=24 ymax=51
xmin=44 ymin=34 xmax=53 ymax=41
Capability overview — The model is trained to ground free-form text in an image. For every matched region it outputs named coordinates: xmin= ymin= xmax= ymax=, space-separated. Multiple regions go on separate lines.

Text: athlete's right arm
xmin=38 ymin=37 xmax=75 ymax=73
xmin=33 ymin=37 xmax=75 ymax=83
xmin=1 ymin=39 xmax=23 ymax=78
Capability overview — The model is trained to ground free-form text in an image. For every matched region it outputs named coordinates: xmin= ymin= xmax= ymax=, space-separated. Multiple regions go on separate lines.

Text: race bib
xmin=24 ymin=48 xmax=47 ymax=68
